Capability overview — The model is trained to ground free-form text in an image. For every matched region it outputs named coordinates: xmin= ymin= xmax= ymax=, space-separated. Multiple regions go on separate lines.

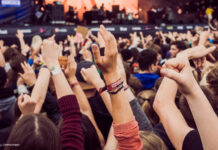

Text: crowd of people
xmin=0 ymin=22 xmax=218 ymax=150
xmin=148 ymin=0 xmax=218 ymax=24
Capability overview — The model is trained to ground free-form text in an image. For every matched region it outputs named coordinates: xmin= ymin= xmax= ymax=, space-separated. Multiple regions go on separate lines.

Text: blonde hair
xmin=139 ymin=131 xmax=168 ymax=150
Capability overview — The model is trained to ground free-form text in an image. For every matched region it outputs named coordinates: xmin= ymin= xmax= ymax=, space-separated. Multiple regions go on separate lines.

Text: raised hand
xmin=41 ymin=39 xmax=60 ymax=68
xmin=64 ymin=54 xmax=77 ymax=82
xmin=16 ymin=30 xmax=24 ymax=39
xmin=92 ymin=25 xmax=118 ymax=76
xmin=160 ymin=57 xmax=196 ymax=95
xmin=19 ymin=62 xmax=36 ymax=87
xmin=80 ymin=65 xmax=101 ymax=85
xmin=18 ymin=94 xmax=36 ymax=115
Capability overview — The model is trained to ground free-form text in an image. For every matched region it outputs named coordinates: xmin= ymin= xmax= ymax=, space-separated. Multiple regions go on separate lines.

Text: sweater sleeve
xmin=58 ymin=95 xmax=84 ymax=150
xmin=113 ymin=118 xmax=143 ymax=150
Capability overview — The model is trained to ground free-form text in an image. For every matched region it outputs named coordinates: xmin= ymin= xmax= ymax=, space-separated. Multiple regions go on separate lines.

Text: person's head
xmin=120 ymin=49 xmax=133 ymax=62
xmin=139 ymin=130 xmax=168 ymax=150
xmin=0 ymin=67 xmax=7 ymax=88
xmin=207 ymin=65 xmax=218 ymax=96
xmin=179 ymin=86 xmax=216 ymax=128
xmin=3 ymin=47 xmax=20 ymax=62
xmin=130 ymin=48 xmax=139 ymax=62
xmin=9 ymin=55 xmax=27 ymax=73
xmin=138 ymin=49 xmax=158 ymax=73
xmin=169 ymin=41 xmax=187 ymax=58
xmin=81 ymin=114 xmax=101 ymax=150
xmin=6 ymin=114 xmax=61 ymax=150
xmin=31 ymin=35 xmax=42 ymax=51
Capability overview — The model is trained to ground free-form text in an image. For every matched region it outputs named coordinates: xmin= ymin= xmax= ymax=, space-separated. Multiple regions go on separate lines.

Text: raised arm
xmin=18 ymin=62 xmax=48 ymax=113
xmin=80 ymin=65 xmax=112 ymax=114
xmin=65 ymin=54 xmax=105 ymax=147
xmin=153 ymin=76 xmax=193 ymax=150
xmin=93 ymin=25 xmax=142 ymax=150
xmin=161 ymin=54 xmax=218 ymax=150
xmin=42 ymin=39 xmax=84 ymax=150
xmin=16 ymin=30 xmax=30 ymax=56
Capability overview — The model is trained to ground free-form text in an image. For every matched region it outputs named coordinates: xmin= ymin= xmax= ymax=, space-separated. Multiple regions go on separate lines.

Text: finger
xmin=20 ymin=63 xmax=27 ymax=73
xmin=18 ymin=73 xmax=24 ymax=79
xmin=92 ymin=44 xmax=101 ymax=63
xmin=160 ymin=68 xmax=182 ymax=84
xmin=208 ymin=53 xmax=216 ymax=62
xmin=18 ymin=94 xmax=24 ymax=105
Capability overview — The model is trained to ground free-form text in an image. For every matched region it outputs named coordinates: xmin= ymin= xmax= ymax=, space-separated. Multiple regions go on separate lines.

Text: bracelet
xmin=108 ymin=84 xmax=124 ymax=95
xmin=50 ymin=66 xmax=62 ymax=76
xmin=124 ymin=84 xmax=129 ymax=91
xmin=106 ymin=78 xmax=122 ymax=91
xmin=99 ymin=86 xmax=107 ymax=94
xmin=71 ymin=82 xmax=79 ymax=88
xmin=17 ymin=85 xmax=29 ymax=95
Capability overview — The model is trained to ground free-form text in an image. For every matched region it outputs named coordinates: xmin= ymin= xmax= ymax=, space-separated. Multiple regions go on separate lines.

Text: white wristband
xmin=50 ymin=66 xmax=62 ymax=76
xmin=18 ymin=85 xmax=29 ymax=95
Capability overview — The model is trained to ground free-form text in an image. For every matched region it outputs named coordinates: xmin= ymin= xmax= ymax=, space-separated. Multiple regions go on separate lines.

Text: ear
xmin=149 ymin=64 xmax=156 ymax=73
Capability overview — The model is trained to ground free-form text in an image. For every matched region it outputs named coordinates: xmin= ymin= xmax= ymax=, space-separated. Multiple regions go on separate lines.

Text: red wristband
xmin=106 ymin=78 xmax=122 ymax=91
xmin=99 ymin=86 xmax=107 ymax=94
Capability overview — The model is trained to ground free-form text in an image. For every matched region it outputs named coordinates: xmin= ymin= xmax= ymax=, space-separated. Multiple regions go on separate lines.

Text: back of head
xmin=31 ymin=35 xmax=42 ymax=51
xmin=6 ymin=114 xmax=60 ymax=150
xmin=3 ymin=48 xmax=20 ymax=62
xmin=9 ymin=55 xmax=27 ymax=73
xmin=179 ymin=86 xmax=216 ymax=128
xmin=207 ymin=66 xmax=218 ymax=96
xmin=81 ymin=114 xmax=101 ymax=150
xmin=139 ymin=130 xmax=168 ymax=150
xmin=170 ymin=41 xmax=187 ymax=51
xmin=138 ymin=49 xmax=157 ymax=71
xmin=120 ymin=49 xmax=133 ymax=61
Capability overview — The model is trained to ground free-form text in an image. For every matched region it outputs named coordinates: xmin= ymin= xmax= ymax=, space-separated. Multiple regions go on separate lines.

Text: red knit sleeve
xmin=113 ymin=118 xmax=143 ymax=150
xmin=58 ymin=95 xmax=84 ymax=150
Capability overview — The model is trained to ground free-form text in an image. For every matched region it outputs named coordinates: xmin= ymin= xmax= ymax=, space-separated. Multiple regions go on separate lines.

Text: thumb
xmin=161 ymin=68 xmax=182 ymax=84
xmin=18 ymin=94 xmax=24 ymax=106
xmin=207 ymin=46 xmax=216 ymax=54
xmin=92 ymin=44 xmax=101 ymax=62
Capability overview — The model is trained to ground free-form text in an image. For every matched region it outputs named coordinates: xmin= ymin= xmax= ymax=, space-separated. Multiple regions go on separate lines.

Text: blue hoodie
xmin=134 ymin=73 xmax=159 ymax=90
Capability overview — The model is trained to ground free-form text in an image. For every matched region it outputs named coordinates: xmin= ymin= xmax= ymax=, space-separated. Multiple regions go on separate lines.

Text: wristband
xmin=50 ymin=66 xmax=62 ymax=76
xmin=108 ymin=84 xmax=124 ymax=95
xmin=106 ymin=78 xmax=122 ymax=91
xmin=18 ymin=85 xmax=29 ymax=95
xmin=124 ymin=84 xmax=129 ymax=91
xmin=99 ymin=86 xmax=107 ymax=94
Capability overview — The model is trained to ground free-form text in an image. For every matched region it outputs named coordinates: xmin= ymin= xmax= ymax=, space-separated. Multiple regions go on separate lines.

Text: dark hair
xmin=6 ymin=114 xmax=61 ymax=150
xmin=138 ymin=49 xmax=157 ymax=71
xmin=179 ymin=86 xmax=216 ymax=128
xmin=120 ymin=49 xmax=133 ymax=61
xmin=207 ymin=66 xmax=218 ymax=96
xmin=81 ymin=114 xmax=101 ymax=150
xmin=130 ymin=48 xmax=139 ymax=61
xmin=170 ymin=41 xmax=187 ymax=51
xmin=0 ymin=67 xmax=7 ymax=88
xmin=9 ymin=55 xmax=27 ymax=73
xmin=3 ymin=48 xmax=20 ymax=62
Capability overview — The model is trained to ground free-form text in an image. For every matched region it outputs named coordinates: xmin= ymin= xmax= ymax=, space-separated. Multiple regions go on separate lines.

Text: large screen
xmin=1 ymin=0 xmax=21 ymax=7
